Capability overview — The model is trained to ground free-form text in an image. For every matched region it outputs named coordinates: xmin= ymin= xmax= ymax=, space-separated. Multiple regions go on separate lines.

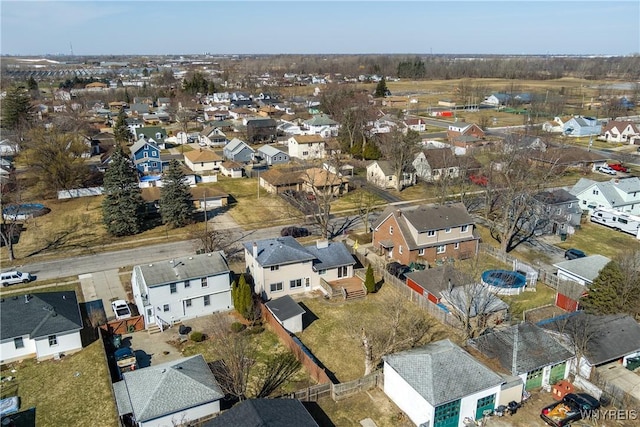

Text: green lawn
xmin=556 ymin=221 xmax=640 ymax=260
xmin=0 ymin=340 xmax=117 ymax=427
xmin=501 ymin=284 xmax=556 ymax=321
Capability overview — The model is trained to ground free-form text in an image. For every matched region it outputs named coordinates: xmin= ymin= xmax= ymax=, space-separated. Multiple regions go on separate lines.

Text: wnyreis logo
xmin=580 ymin=409 xmax=638 ymax=421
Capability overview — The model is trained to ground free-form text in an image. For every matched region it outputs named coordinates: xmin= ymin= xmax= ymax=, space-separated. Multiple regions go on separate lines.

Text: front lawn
xmin=556 ymin=221 xmax=640 ymax=260
xmin=0 ymin=340 xmax=117 ymax=427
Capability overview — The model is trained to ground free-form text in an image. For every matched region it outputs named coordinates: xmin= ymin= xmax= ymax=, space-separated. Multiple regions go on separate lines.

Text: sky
xmin=1 ymin=1 xmax=639 ymax=56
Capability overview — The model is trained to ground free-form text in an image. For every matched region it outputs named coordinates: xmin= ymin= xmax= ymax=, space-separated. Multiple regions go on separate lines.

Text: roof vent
xmin=161 ymin=368 xmax=166 ymax=373
xmin=149 ymin=264 xmax=153 ymax=267
xmin=188 ymin=257 xmax=193 ymax=260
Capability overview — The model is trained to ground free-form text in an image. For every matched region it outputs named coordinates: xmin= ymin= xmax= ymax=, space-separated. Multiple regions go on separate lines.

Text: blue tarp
xmin=0 ymin=397 xmax=19 ymax=416
xmin=436 ymin=303 xmax=450 ymax=313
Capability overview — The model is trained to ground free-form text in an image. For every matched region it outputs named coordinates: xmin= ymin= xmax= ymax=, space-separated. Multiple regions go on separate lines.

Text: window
xmin=436 ymin=245 xmax=446 ymax=254
xmin=290 ymin=279 xmax=302 ymax=289
xmin=461 ymin=225 xmax=469 ymax=233
xmin=185 ymin=299 xmax=192 ymax=307
xmin=14 ymin=337 xmax=24 ymax=349
xmin=270 ymin=282 xmax=283 ymax=292
xmin=184 ymin=281 xmax=190 ymax=288
xmin=445 ymin=227 xmax=451 ymax=233
xmin=338 ymin=266 xmax=348 ymax=278
xmin=593 ymin=189 xmax=599 ymax=195
xmin=454 ymin=242 xmax=460 ymax=250
xmin=418 ymin=248 xmax=425 ymax=256
xmin=152 ymin=151 xmax=157 ymax=157
xmin=170 ymin=283 xmax=177 ymax=294
xmin=582 ymin=200 xmax=587 ymax=205
xmin=305 ymin=278 xmax=310 ymax=287
xmin=163 ymin=304 xmax=170 ymax=312
xmin=203 ymin=295 xmax=210 ymax=306
xmin=427 ymin=230 xmax=435 ymax=237
xmin=318 ymin=269 xmax=326 ymax=275
xmin=389 ymin=226 xmax=393 ymax=235
xmin=48 ymin=335 xmax=58 ymax=346
xmin=302 ymin=151 xmax=308 ymax=156
xmin=201 ymin=278 xmax=208 ymax=288
xmin=270 ymin=265 xmax=279 ymax=271
xmin=399 ymin=245 xmax=403 ymax=254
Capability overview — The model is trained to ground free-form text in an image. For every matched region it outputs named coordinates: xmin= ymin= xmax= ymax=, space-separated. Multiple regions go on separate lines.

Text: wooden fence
xmin=100 ymin=315 xmax=145 ymax=335
xmin=280 ymin=372 xmax=383 ymax=402
xmin=591 ymin=369 xmax=640 ymax=410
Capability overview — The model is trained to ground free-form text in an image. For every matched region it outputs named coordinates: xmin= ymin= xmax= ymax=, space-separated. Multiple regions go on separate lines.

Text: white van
xmin=1 ymin=270 xmax=33 ymax=287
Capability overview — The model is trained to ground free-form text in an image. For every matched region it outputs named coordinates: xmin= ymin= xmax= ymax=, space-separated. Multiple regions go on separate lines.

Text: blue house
xmin=563 ymin=116 xmax=602 ymax=137
xmin=135 ymin=127 xmax=167 ymax=149
xmin=130 ymin=138 xmax=161 ymax=174
xmin=223 ymin=138 xmax=255 ymax=163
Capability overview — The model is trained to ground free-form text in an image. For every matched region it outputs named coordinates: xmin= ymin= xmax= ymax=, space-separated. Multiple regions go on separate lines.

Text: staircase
xmin=147 ymin=324 xmax=161 ymax=335
xmin=344 ymin=287 xmax=366 ymax=301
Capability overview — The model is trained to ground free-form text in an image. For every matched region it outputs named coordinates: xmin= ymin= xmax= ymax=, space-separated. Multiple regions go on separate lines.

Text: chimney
xmin=252 ymin=242 xmax=258 ymax=259
xmin=316 ymin=240 xmax=329 ymax=249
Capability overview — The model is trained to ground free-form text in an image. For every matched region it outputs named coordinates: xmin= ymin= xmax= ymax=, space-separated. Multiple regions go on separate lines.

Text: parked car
xmin=564 ymin=248 xmax=586 ymax=260
xmin=1 ymin=270 xmax=34 ymax=287
xmin=469 ymin=174 xmax=489 ymax=186
xmin=111 ymin=299 xmax=132 ymax=320
xmin=386 ymin=262 xmax=410 ymax=280
xmin=540 ymin=393 xmax=600 ymax=427
xmin=280 ymin=226 xmax=310 ymax=238
xmin=114 ymin=347 xmax=138 ymax=379
xmin=597 ymin=165 xmax=617 ymax=175
xmin=608 ymin=163 xmax=629 ymax=173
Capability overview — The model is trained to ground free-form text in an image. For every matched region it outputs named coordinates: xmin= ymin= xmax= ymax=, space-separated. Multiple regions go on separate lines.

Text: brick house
xmin=447 ymin=122 xmax=485 ymax=143
xmin=372 ymin=203 xmax=479 ymax=266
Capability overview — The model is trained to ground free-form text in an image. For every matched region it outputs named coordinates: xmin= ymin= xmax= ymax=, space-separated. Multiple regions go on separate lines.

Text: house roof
xmin=301 ymin=167 xmax=346 ymax=187
xmin=265 ymin=295 xmax=306 ymax=322
xmin=115 ymin=354 xmax=223 ymax=422
xmin=570 ymin=177 xmax=640 ymax=208
xmin=383 ymin=339 xmax=504 ymax=406
xmin=291 ymin=135 xmax=325 ymax=145
xmin=202 ymin=398 xmax=319 ymax=427
xmin=421 ymin=148 xmax=457 ymax=170
xmin=553 ymin=255 xmax=611 ymax=283
xmin=374 ymin=203 xmax=474 ymax=233
xmin=368 ymin=160 xmax=395 ymax=176
xmin=225 ymin=138 xmax=254 ymax=155
xmin=260 ymin=169 xmax=303 ymax=186
xmin=304 ymin=114 xmax=337 ymax=126
xmin=540 ymin=313 xmax=640 ymax=365
xmin=534 ymin=189 xmax=578 ymax=205
xmin=405 ymin=265 xmax=473 ymax=295
xmin=136 ymin=126 xmax=167 ymax=140
xmin=129 ymin=138 xmax=159 ymax=156
xmin=258 ymin=144 xmax=287 ymax=157
xmin=184 ymin=149 xmax=222 ymax=163
xmin=469 ymin=323 xmax=573 ymax=375
xmin=0 ymin=291 xmax=83 ymax=341
xmin=247 ymin=118 xmax=277 ymax=128
xmin=533 ymin=147 xmax=607 ymax=165
xmin=244 ymin=237 xmax=316 ymax=267
xmin=134 ymin=252 xmax=230 ymax=287
xmin=304 ymin=241 xmax=356 ymax=270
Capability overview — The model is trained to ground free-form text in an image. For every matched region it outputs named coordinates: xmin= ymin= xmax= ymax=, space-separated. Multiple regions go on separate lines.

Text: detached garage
xmin=265 ymin=295 xmax=305 ymax=333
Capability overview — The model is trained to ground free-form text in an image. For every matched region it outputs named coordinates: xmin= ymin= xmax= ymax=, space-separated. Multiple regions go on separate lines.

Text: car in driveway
xmin=1 ymin=270 xmax=34 ymax=287
xmin=608 ymin=163 xmax=629 ymax=173
xmin=564 ymin=248 xmax=586 ymax=260
xmin=540 ymin=393 xmax=600 ymax=427
xmin=597 ymin=165 xmax=617 ymax=175
xmin=111 ymin=300 xmax=132 ymax=320
xmin=280 ymin=226 xmax=310 ymax=238
xmin=386 ymin=262 xmax=410 ymax=280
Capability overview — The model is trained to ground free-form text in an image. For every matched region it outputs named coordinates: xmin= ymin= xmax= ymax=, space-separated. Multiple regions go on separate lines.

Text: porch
xmin=320 ymin=276 xmax=366 ymax=300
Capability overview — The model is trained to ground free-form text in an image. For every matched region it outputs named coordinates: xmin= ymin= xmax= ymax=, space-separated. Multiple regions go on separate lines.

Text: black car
xmin=540 ymin=393 xmax=600 ymax=427
xmin=280 ymin=226 xmax=310 ymax=238
xmin=386 ymin=262 xmax=410 ymax=280
xmin=564 ymin=248 xmax=586 ymax=260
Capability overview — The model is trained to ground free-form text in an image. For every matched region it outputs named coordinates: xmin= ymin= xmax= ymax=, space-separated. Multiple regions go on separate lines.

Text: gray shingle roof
xmin=373 ymin=203 xmax=474 ymax=233
xmin=305 ymin=241 xmax=355 ymax=270
xmin=469 ymin=323 xmax=573 ymax=375
xmin=203 ymin=398 xmax=319 ymax=427
xmin=135 ymin=252 xmax=230 ymax=287
xmin=0 ymin=291 xmax=83 ymax=341
xmin=570 ymin=177 xmax=640 ymax=208
xmin=534 ymin=189 xmax=579 ymax=205
xmin=244 ymin=237 xmax=315 ymax=267
xmin=553 ymin=255 xmax=611 ymax=283
xmin=383 ymin=339 xmax=503 ymax=406
xmin=258 ymin=144 xmax=287 ymax=157
xmin=405 ymin=265 xmax=473 ymax=295
xmin=117 ymin=354 xmax=223 ymax=422
xmin=265 ymin=295 xmax=305 ymax=322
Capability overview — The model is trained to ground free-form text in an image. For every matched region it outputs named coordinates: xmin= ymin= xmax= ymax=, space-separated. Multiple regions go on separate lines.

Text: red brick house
xmin=372 ymin=203 xmax=480 ymax=266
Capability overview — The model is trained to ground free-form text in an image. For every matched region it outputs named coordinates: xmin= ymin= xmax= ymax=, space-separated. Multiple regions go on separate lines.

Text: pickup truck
xmin=540 ymin=393 xmax=600 ymax=427
xmin=114 ymin=347 xmax=138 ymax=379
xmin=608 ymin=163 xmax=629 ymax=173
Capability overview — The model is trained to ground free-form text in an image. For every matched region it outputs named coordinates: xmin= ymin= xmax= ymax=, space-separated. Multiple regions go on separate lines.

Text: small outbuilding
xmin=265 ymin=295 xmax=306 ymax=333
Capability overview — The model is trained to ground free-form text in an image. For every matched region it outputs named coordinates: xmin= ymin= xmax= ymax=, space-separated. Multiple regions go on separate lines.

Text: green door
xmin=434 ymin=399 xmax=460 ymax=427
xmin=549 ymin=362 xmax=567 ymax=385
xmin=526 ymin=368 xmax=544 ymax=390
xmin=475 ymin=394 xmax=496 ymax=420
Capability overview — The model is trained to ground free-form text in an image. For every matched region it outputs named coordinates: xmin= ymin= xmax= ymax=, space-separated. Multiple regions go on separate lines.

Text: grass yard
xmin=500 ymin=283 xmax=556 ymax=321
xmin=297 ymin=286 xmax=451 ymax=383
xmin=0 ymin=340 xmax=117 ymax=427
xmin=556 ymin=221 xmax=640 ymax=260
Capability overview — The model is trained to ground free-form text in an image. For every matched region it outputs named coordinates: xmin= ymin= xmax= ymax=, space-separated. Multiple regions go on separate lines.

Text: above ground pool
xmin=2 ymin=203 xmax=49 ymax=221
xmin=481 ymin=269 xmax=527 ymax=295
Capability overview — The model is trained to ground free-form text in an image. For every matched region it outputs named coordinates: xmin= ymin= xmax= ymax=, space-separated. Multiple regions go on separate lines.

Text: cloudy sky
xmin=1 ymin=1 xmax=639 ymax=56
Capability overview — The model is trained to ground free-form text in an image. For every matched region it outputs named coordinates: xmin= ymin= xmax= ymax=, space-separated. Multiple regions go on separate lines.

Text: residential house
xmin=204 ymin=110 xmax=230 ymax=122
xmin=501 ymin=134 xmax=547 ymax=152
xmin=184 ymin=149 xmax=223 ymax=173
xmin=447 ymin=122 xmax=485 ymax=143
xmin=229 ymin=107 xmax=254 ymax=120
xmin=220 ymin=161 xmax=244 ymax=178
xmin=303 ymin=114 xmax=339 ymax=136
xmin=265 ymin=295 xmax=306 ymax=334
xmin=202 ymin=399 xmax=318 ymax=427
xmin=246 ymin=118 xmax=277 ymax=142
xmin=199 ymin=127 xmax=228 ymax=147
xmin=129 ymin=138 xmax=162 ymax=174
xmin=469 ymin=322 xmax=574 ymax=391
xmin=601 ymin=120 xmax=640 ymax=144
xmin=372 ymin=203 xmax=480 ymax=265
xmin=569 ymin=177 xmax=640 ymax=215
xmin=223 ymin=138 xmax=255 ymax=163
xmin=114 ymin=354 xmax=224 ymax=427
xmin=368 ymin=114 xmax=400 ymax=135
xmin=126 ymin=117 xmax=144 ymax=136
xmin=278 ymin=120 xmax=303 ymax=136
xmin=131 ymin=252 xmax=232 ymax=330
xmin=300 ymin=167 xmax=348 ymax=197
xmin=256 ymin=144 xmax=290 ymax=166
xmin=482 ymin=93 xmax=511 ymax=106
xmin=288 ymin=135 xmax=326 ymax=160
xmin=552 ymin=254 xmax=610 ymax=311
xmin=129 ymin=103 xmax=150 ymax=116
xmin=140 ymin=188 xmax=228 ymax=215
xmin=404 ymin=117 xmax=426 ymax=132
xmin=531 ymin=148 xmax=608 ymax=173
xmin=383 ymin=339 xmax=504 ymax=427
xmin=542 ymin=116 xmax=566 ymax=133
xmin=531 ymin=189 xmax=582 ymax=236
xmin=540 ymin=313 xmax=640 ymax=379
xmin=562 ymin=116 xmax=602 ymax=137
xmin=412 ymin=148 xmax=459 ymax=182
xmin=135 ymin=126 xmax=167 ymax=149
xmin=243 ymin=238 xmax=355 ymax=300
xmin=0 ymin=139 xmax=19 ymax=157
xmin=259 ymin=168 xmax=303 ymax=194
xmin=366 ymin=160 xmax=416 ymax=190
xmin=0 ymin=291 xmax=83 ymax=363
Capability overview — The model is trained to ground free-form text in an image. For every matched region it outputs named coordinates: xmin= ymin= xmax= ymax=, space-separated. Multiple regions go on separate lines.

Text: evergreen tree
xmin=27 ymin=76 xmax=40 ymax=100
xmin=581 ymin=261 xmax=639 ymax=315
xmin=160 ymin=160 xmax=194 ymax=228
xmin=113 ymin=109 xmax=131 ymax=145
xmin=364 ymin=264 xmax=376 ymax=293
xmin=2 ymin=86 xmax=34 ymax=130
xmin=374 ymin=77 xmax=388 ymax=98
xmin=102 ymin=145 xmax=145 ymax=236
xmin=231 ymin=277 xmax=239 ymax=310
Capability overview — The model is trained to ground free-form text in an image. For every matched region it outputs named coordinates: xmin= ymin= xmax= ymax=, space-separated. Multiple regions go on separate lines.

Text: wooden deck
xmin=328 ymin=277 xmax=366 ymax=300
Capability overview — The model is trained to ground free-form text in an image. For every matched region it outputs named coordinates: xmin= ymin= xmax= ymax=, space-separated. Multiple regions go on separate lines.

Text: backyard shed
xmin=265 ymin=295 xmax=306 ymax=333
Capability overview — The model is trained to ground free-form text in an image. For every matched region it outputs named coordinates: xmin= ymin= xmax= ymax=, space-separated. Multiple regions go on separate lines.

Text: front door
xmin=146 ymin=307 xmax=155 ymax=325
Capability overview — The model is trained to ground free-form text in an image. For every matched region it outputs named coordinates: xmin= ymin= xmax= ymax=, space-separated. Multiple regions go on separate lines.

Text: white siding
xmin=139 ymin=401 xmax=220 ymax=427
xmin=557 ymin=269 xmax=589 ymax=286
xmin=282 ymin=315 xmax=303 ymax=334
xmin=0 ymin=335 xmax=37 ymax=363
xmin=33 ymin=331 xmax=82 ymax=360
xmin=383 ymin=362 xmax=434 ymax=426
xmin=459 ymin=385 xmax=502 ymax=426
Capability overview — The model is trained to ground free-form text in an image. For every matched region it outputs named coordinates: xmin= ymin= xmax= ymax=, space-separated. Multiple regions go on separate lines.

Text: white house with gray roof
xmin=570 ymin=177 xmax=640 ymax=215
xmin=383 ymin=339 xmax=504 ymax=427
xmin=0 ymin=291 xmax=83 ymax=363
xmin=114 ymin=354 xmax=224 ymax=427
xmin=256 ymin=144 xmax=290 ymax=165
xmin=131 ymin=252 xmax=232 ymax=330
xmin=244 ymin=237 xmax=355 ymax=300
xmin=553 ymin=254 xmax=610 ymax=286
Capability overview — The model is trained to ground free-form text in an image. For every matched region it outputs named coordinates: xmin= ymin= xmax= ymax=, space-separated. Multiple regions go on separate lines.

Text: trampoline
xmin=481 ymin=269 xmax=527 ymax=295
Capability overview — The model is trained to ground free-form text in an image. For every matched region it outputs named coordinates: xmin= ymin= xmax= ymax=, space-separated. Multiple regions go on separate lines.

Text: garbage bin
xmin=112 ymin=334 xmax=122 ymax=349
xmin=560 ymin=233 xmax=567 ymax=241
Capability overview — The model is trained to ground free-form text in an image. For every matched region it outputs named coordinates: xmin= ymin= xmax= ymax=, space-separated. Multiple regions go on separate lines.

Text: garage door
xmin=549 ymin=362 xmax=567 ymax=385
xmin=526 ymin=368 xmax=544 ymax=390
xmin=475 ymin=394 xmax=495 ymax=420
xmin=434 ymin=399 xmax=460 ymax=427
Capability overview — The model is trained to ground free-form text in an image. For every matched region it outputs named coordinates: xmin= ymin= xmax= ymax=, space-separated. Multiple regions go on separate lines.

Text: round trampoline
xmin=2 ymin=203 xmax=49 ymax=221
xmin=481 ymin=269 xmax=527 ymax=295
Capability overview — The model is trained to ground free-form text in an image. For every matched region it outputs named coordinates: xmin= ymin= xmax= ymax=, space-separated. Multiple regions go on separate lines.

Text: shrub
xmin=230 ymin=322 xmax=246 ymax=333
xmin=190 ymin=331 xmax=205 ymax=342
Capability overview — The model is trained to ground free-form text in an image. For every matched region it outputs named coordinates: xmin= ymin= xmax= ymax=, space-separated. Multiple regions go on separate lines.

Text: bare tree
xmin=254 ymin=350 xmax=301 ymax=398
xmin=377 ymin=129 xmax=421 ymax=191
xmin=548 ymin=312 xmax=600 ymax=378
